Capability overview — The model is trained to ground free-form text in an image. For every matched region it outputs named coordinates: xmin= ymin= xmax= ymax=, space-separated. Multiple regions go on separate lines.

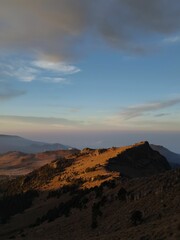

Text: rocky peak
xmin=106 ymin=141 xmax=171 ymax=178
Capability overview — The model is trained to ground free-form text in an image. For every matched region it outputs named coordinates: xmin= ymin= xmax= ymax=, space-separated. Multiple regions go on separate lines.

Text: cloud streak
xmin=33 ymin=61 xmax=80 ymax=74
xmin=163 ymin=35 xmax=180 ymax=44
xmin=0 ymin=58 xmax=80 ymax=83
xmin=0 ymin=115 xmax=83 ymax=126
xmin=120 ymin=98 xmax=180 ymax=120
xmin=0 ymin=83 xmax=26 ymax=101
xmin=0 ymin=0 xmax=180 ymax=58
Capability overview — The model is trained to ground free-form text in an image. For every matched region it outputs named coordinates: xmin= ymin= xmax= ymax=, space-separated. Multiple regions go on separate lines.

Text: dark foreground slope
xmin=0 ymin=141 xmax=179 ymax=240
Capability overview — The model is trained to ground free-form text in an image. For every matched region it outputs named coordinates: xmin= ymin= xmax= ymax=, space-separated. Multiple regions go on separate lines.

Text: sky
xmin=0 ymin=0 xmax=180 ymax=152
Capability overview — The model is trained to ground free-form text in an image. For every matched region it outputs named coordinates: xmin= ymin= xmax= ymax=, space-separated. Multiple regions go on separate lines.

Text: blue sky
xmin=0 ymin=0 xmax=180 ymax=152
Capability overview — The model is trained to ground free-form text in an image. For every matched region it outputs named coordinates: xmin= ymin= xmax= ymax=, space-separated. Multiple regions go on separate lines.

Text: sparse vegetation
xmin=0 ymin=190 xmax=39 ymax=224
xmin=33 ymin=193 xmax=90 ymax=226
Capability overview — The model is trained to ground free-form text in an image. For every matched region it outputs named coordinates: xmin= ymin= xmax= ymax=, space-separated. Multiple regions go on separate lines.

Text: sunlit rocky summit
xmin=0 ymin=141 xmax=179 ymax=240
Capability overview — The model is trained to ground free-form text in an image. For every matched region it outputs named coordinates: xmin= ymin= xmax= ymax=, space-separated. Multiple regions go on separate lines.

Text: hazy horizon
xmin=0 ymin=1 xmax=180 ymax=153
xmin=0 ymin=131 xmax=179 ymax=154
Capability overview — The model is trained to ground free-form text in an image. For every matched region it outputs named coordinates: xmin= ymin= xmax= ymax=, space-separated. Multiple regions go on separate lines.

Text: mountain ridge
xmin=1 ymin=139 xmax=179 ymax=179
xmin=0 ymin=134 xmax=73 ymax=154
xmin=0 ymin=145 xmax=179 ymax=240
xmin=0 ymin=141 xmax=171 ymax=193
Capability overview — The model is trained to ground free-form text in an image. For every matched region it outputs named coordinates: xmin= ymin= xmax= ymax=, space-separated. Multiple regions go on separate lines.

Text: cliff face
xmin=106 ymin=141 xmax=171 ymax=178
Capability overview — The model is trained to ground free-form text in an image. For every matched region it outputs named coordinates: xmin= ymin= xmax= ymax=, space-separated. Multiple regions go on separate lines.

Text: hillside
xmin=0 ymin=141 xmax=175 ymax=177
xmin=0 ymin=135 xmax=72 ymax=154
xmin=150 ymin=144 xmax=180 ymax=168
xmin=0 ymin=149 xmax=79 ymax=176
xmin=0 ymin=141 xmax=178 ymax=240
xmin=0 ymin=169 xmax=179 ymax=240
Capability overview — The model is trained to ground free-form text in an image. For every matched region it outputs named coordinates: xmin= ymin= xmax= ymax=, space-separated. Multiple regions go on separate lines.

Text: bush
xmin=130 ymin=210 xmax=143 ymax=225
xmin=101 ymin=179 xmax=116 ymax=189
xmin=94 ymin=186 xmax=103 ymax=198
xmin=91 ymin=218 xmax=98 ymax=229
xmin=118 ymin=187 xmax=127 ymax=201
xmin=91 ymin=201 xmax=103 ymax=229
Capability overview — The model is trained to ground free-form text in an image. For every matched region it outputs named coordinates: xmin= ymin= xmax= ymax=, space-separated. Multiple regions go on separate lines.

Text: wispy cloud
xmin=120 ymin=98 xmax=180 ymax=120
xmin=163 ymin=36 xmax=180 ymax=44
xmin=0 ymin=58 xmax=80 ymax=83
xmin=0 ymin=83 xmax=26 ymax=101
xmin=0 ymin=115 xmax=83 ymax=126
xmin=33 ymin=61 xmax=80 ymax=75
xmin=42 ymin=77 xmax=67 ymax=84
xmin=3 ymin=65 xmax=38 ymax=82
xmin=68 ymin=107 xmax=81 ymax=113
xmin=154 ymin=113 xmax=169 ymax=117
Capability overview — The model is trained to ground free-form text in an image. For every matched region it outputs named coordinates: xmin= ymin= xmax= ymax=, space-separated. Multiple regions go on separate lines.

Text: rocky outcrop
xmin=106 ymin=141 xmax=171 ymax=178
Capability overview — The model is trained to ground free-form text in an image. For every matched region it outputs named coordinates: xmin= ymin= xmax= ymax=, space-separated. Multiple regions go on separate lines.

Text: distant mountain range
xmin=150 ymin=144 xmax=180 ymax=168
xmin=0 ymin=134 xmax=72 ymax=154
